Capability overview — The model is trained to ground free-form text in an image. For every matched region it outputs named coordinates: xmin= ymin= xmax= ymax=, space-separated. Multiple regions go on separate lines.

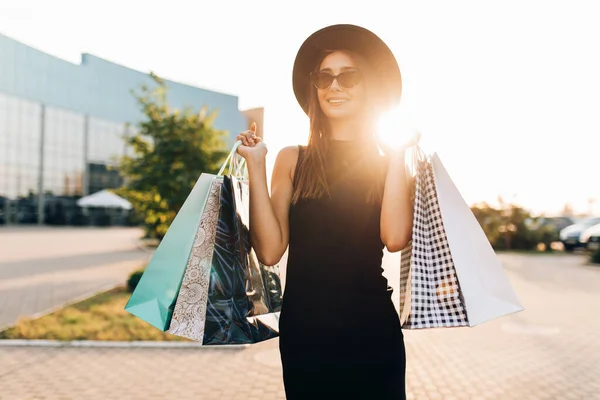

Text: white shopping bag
xmin=431 ymin=153 xmax=524 ymax=326
xmin=399 ymin=148 xmax=524 ymax=329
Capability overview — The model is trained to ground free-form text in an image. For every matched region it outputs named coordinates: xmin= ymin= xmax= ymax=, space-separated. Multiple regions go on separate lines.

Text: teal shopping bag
xmin=125 ymin=141 xmax=245 ymax=331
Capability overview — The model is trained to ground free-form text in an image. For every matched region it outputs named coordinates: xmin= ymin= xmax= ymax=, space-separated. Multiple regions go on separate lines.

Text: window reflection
xmin=0 ymin=94 xmax=42 ymax=224
xmin=43 ymin=106 xmax=85 ymax=198
xmin=89 ymin=117 xmax=128 ymax=165
xmin=0 ymin=91 xmax=130 ymax=226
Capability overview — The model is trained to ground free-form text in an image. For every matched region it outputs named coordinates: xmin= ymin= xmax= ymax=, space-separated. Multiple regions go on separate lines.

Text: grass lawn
xmin=0 ymin=286 xmax=190 ymax=342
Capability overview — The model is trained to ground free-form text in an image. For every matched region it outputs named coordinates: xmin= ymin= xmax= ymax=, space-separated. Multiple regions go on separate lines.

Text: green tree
xmin=117 ymin=73 xmax=228 ymax=239
xmin=471 ymin=201 xmax=503 ymax=247
xmin=471 ymin=198 xmax=551 ymax=251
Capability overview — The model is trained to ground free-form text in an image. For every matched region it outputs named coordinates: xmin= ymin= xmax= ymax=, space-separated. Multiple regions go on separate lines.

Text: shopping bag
xmin=167 ymin=143 xmax=282 ymax=344
xmin=124 ymin=173 xmax=216 ymax=331
xmin=164 ymin=178 xmax=222 ymax=340
xmin=124 ymin=141 xmax=248 ymax=331
xmin=399 ymin=149 xmax=470 ymax=329
xmin=399 ymin=147 xmax=523 ymax=329
xmin=198 ymin=175 xmax=281 ymax=344
xmin=431 ymin=153 xmax=524 ymax=326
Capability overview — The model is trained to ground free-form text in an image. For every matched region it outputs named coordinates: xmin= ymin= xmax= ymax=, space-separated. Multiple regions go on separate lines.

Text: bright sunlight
xmin=376 ymin=106 xmax=419 ymax=149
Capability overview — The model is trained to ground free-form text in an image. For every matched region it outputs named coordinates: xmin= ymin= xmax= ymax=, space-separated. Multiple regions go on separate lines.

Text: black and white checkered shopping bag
xmin=399 ymin=151 xmax=469 ymax=329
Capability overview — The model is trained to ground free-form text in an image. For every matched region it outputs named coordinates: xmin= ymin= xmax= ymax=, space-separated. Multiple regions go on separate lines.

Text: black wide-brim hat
xmin=292 ymin=24 xmax=402 ymax=115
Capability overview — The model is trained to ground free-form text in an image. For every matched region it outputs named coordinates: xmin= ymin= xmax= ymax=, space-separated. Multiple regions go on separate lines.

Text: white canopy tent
xmin=77 ymin=190 xmax=132 ymax=210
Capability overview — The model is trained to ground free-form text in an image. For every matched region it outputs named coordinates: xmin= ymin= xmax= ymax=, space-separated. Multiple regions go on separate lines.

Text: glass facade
xmin=87 ymin=117 xmax=132 ymax=195
xmin=43 ymin=106 xmax=85 ymax=197
xmin=0 ymin=32 xmax=249 ymax=226
xmin=0 ymin=92 xmax=134 ymax=225
xmin=0 ymin=93 xmax=42 ymax=224
xmin=88 ymin=117 xmax=128 ymax=165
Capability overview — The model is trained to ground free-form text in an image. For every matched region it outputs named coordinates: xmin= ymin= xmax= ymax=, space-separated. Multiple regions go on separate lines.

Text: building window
xmin=43 ymin=106 xmax=85 ymax=198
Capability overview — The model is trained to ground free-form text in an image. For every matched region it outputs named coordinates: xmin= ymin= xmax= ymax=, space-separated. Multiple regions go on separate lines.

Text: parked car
xmin=532 ymin=216 xmax=575 ymax=232
xmin=525 ymin=216 xmax=575 ymax=249
xmin=559 ymin=217 xmax=600 ymax=251
xmin=579 ymin=223 xmax=600 ymax=251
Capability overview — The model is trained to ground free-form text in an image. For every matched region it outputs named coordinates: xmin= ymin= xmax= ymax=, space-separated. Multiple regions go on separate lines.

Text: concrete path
xmin=0 ymin=227 xmax=150 ymax=330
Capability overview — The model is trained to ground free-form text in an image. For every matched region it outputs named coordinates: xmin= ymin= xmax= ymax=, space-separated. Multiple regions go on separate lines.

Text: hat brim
xmin=292 ymin=24 xmax=402 ymax=115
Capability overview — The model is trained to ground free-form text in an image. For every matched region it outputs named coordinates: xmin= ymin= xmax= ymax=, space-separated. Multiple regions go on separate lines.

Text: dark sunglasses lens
xmin=311 ymin=73 xmax=334 ymax=89
xmin=338 ymin=71 xmax=362 ymax=88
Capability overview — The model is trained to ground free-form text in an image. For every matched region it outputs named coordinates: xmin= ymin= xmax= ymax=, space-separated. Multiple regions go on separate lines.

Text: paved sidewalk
xmin=1 ymin=253 xmax=599 ymax=399
xmin=0 ymin=317 xmax=598 ymax=400
xmin=0 ymin=227 xmax=150 ymax=329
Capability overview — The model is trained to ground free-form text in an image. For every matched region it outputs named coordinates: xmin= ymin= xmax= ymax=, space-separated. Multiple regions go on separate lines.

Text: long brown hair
xmin=291 ymin=49 xmax=388 ymax=205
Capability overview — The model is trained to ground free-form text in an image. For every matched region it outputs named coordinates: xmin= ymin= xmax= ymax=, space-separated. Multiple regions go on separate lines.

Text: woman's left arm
xmin=380 ymin=148 xmax=414 ymax=253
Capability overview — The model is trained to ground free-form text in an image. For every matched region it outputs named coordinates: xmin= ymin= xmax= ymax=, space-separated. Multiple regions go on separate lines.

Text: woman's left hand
xmin=403 ymin=130 xmax=422 ymax=150
xmin=385 ymin=130 xmax=421 ymax=160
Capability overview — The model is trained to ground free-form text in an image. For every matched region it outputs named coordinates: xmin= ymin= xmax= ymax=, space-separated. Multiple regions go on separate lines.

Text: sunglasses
xmin=309 ymin=70 xmax=363 ymax=90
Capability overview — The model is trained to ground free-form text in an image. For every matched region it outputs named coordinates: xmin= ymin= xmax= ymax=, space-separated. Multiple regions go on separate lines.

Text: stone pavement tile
xmin=1 ymin=253 xmax=599 ymax=399
xmin=1 ymin=323 xmax=598 ymax=400
xmin=0 ymin=346 xmax=60 ymax=376
xmin=0 ymin=341 xmax=286 ymax=400
xmin=403 ymin=320 xmax=600 ymax=399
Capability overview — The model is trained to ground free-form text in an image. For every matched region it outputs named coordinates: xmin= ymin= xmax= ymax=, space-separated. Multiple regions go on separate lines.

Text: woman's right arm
xmin=246 ymin=146 xmax=298 ymax=266
xmin=236 ymin=124 xmax=298 ymax=266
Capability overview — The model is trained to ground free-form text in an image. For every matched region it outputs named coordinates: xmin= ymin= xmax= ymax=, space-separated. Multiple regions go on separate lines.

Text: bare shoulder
xmin=277 ymin=145 xmax=300 ymax=161
xmin=274 ymin=145 xmax=301 ymax=180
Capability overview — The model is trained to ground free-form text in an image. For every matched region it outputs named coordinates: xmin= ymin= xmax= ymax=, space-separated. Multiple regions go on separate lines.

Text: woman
xmin=236 ymin=24 xmax=415 ymax=399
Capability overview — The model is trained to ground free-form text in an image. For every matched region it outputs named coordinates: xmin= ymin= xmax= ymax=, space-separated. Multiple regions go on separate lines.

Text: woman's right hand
xmin=236 ymin=122 xmax=268 ymax=162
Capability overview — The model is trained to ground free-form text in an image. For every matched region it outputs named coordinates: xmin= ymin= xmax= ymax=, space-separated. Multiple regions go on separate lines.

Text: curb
xmin=0 ymin=278 xmax=249 ymax=351
xmin=0 ymin=282 xmax=124 ymax=333
xmin=0 ymin=252 xmax=150 ymax=332
xmin=135 ymin=239 xmax=158 ymax=254
xmin=0 ymin=339 xmax=250 ymax=350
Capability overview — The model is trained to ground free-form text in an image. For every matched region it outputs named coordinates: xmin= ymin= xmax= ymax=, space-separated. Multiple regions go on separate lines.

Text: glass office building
xmin=0 ymin=33 xmax=249 ymax=225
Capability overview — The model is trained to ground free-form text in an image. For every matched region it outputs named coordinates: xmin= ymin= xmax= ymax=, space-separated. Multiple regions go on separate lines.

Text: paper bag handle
xmin=217 ymin=140 xmax=247 ymax=178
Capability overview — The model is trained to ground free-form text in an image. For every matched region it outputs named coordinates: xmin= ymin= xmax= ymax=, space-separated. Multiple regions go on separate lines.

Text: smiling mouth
xmin=327 ymin=99 xmax=348 ymax=105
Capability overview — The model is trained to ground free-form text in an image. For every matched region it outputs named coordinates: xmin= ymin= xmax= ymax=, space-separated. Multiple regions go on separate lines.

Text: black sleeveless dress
xmin=279 ymin=140 xmax=406 ymax=400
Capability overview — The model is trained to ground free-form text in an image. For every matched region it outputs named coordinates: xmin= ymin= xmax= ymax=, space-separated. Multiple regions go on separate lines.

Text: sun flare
xmin=376 ymin=106 xmax=419 ymax=149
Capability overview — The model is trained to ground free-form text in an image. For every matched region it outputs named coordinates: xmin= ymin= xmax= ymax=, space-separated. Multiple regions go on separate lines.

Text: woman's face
xmin=314 ymin=51 xmax=366 ymax=121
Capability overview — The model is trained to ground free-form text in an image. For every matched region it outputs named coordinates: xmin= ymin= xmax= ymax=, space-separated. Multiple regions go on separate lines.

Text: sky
xmin=0 ymin=0 xmax=599 ymax=216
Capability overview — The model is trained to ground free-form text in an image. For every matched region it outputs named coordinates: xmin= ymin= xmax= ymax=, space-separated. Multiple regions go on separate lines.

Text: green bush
xmin=471 ymin=202 xmax=552 ymax=251
xmin=591 ymin=248 xmax=600 ymax=264
xmin=127 ymin=269 xmax=145 ymax=293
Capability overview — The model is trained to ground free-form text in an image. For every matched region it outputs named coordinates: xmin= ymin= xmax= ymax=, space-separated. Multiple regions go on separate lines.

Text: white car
xmin=559 ymin=217 xmax=600 ymax=251
xmin=580 ymin=223 xmax=600 ymax=251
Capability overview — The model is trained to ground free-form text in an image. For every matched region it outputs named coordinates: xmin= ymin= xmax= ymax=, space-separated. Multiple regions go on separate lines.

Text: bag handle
xmin=232 ymin=153 xmax=248 ymax=180
xmin=405 ymin=144 xmax=427 ymax=177
xmin=217 ymin=140 xmax=248 ymax=178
